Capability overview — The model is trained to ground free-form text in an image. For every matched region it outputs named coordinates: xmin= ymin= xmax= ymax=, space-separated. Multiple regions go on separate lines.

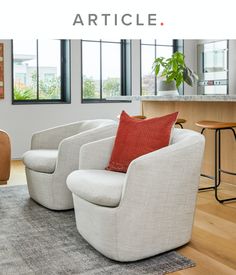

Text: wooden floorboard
xmin=1 ymin=160 xmax=236 ymax=274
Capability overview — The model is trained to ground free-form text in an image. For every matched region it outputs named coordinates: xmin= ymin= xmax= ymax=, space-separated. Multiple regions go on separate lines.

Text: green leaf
xmin=184 ymin=75 xmax=193 ymax=86
xmin=155 ymin=64 xmax=160 ymax=75
xmin=172 ymin=60 xmax=178 ymax=72
xmin=152 ymin=51 xmax=198 ymax=87
xmin=175 ymin=73 xmax=183 ymax=88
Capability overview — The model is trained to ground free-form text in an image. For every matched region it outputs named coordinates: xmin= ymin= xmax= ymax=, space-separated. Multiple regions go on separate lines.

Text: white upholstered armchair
xmin=67 ymin=129 xmax=205 ymax=262
xmin=23 ymin=119 xmax=117 ymax=210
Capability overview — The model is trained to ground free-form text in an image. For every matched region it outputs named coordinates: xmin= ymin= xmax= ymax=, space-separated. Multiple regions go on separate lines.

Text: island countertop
xmin=107 ymin=95 xmax=236 ymax=102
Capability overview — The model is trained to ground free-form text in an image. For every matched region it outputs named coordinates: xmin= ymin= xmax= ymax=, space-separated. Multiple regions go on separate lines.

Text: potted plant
xmin=153 ymin=51 xmax=198 ymax=96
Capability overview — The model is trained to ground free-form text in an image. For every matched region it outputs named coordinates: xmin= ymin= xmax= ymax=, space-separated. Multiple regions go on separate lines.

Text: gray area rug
xmin=0 ymin=186 xmax=195 ymax=275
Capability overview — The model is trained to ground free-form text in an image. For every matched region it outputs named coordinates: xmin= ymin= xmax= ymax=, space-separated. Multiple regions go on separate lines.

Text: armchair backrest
xmin=77 ymin=119 xmax=117 ymax=134
xmin=31 ymin=119 xmax=117 ymax=150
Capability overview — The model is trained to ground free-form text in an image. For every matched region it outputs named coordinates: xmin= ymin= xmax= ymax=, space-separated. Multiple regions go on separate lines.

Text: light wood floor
xmin=1 ymin=160 xmax=236 ymax=274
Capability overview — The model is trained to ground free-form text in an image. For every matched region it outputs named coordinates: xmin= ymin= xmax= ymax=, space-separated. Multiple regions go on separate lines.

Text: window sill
xmin=81 ymin=99 xmax=132 ymax=104
xmin=12 ymin=100 xmax=71 ymax=105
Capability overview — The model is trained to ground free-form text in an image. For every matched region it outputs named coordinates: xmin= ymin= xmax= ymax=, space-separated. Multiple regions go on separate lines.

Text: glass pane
xmin=141 ymin=39 xmax=155 ymax=45
xmin=141 ymin=45 xmax=155 ymax=95
xmin=38 ymin=40 xmax=61 ymax=100
xmin=155 ymin=45 xmax=173 ymax=58
xmin=156 ymin=39 xmax=173 ymax=46
xmin=82 ymin=41 xmax=100 ymax=99
xmin=13 ymin=40 xmax=37 ymax=100
xmin=102 ymin=42 xmax=121 ymax=98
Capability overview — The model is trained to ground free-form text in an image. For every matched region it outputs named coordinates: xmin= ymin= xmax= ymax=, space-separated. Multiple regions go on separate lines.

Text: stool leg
xmin=215 ymin=129 xmax=220 ymax=202
xmin=218 ymin=129 xmax=221 ymax=187
xmin=215 ymin=128 xmax=236 ymax=203
xmin=199 ymin=128 xmax=216 ymax=191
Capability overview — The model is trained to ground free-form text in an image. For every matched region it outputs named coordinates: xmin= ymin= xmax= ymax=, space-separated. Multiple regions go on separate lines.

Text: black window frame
xmin=140 ymin=39 xmax=184 ymax=95
xmin=81 ymin=39 xmax=132 ymax=103
xmin=12 ymin=39 xmax=71 ymax=105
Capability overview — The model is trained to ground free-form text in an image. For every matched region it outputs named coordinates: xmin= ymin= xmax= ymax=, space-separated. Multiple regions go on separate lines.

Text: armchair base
xmin=73 ymin=194 xmax=191 ymax=262
xmin=26 ymin=168 xmax=73 ymax=210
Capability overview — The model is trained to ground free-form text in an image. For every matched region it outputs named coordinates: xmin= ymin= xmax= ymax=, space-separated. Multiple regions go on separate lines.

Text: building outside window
xmin=12 ymin=40 xmax=71 ymax=103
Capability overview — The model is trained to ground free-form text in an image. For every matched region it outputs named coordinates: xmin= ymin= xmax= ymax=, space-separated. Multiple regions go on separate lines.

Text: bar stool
xmin=196 ymin=120 xmax=236 ymax=203
xmin=131 ymin=116 xmax=187 ymax=129
xmin=131 ymin=115 xmax=147 ymax=119
xmin=175 ymin=118 xmax=186 ymax=129
xmin=118 ymin=115 xmax=187 ymax=129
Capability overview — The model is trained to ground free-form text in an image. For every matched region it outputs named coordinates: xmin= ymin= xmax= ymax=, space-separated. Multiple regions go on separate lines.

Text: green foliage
xmin=14 ymin=72 xmax=61 ymax=100
xmin=103 ymin=78 xmax=120 ymax=97
xmin=153 ymin=52 xmax=198 ymax=88
xmin=13 ymin=87 xmax=36 ymax=100
xmin=83 ymin=77 xmax=120 ymax=99
xmin=38 ymin=77 xmax=61 ymax=99
xmin=83 ymin=77 xmax=97 ymax=98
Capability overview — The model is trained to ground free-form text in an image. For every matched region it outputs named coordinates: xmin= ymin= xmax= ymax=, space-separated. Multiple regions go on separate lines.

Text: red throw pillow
xmin=106 ymin=111 xmax=178 ymax=173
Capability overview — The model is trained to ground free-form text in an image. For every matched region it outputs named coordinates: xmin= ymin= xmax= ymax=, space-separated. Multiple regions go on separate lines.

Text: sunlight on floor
xmin=5 ymin=160 xmax=27 ymax=187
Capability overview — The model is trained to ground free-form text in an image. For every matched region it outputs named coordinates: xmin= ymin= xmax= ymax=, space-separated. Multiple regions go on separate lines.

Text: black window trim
xmin=11 ymin=39 xmax=71 ymax=105
xmin=81 ymin=39 xmax=132 ymax=104
xmin=140 ymin=39 xmax=184 ymax=96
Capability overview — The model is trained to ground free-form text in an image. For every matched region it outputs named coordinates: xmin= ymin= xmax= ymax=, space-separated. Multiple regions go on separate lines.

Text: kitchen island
xmin=109 ymin=95 xmax=236 ymax=185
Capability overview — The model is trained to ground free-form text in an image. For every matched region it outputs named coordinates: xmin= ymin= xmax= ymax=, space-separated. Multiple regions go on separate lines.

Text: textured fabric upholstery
xmin=23 ymin=119 xmax=117 ymax=210
xmin=23 ymin=150 xmax=58 ymax=173
xmin=67 ymin=129 xmax=205 ymax=261
xmin=67 ymin=170 xmax=125 ymax=207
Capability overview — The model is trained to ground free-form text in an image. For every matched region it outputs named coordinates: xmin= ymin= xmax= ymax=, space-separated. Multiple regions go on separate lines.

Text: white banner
xmin=0 ymin=0 xmax=235 ymax=38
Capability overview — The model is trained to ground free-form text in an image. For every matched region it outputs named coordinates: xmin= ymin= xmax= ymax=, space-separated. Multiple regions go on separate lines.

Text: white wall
xmin=228 ymin=40 xmax=236 ymax=95
xmin=183 ymin=40 xmax=198 ymax=95
xmin=0 ymin=40 xmax=141 ymax=158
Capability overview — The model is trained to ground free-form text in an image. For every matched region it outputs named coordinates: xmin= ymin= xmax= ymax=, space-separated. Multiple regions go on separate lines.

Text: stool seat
xmin=176 ymin=118 xmax=186 ymax=124
xmin=196 ymin=120 xmax=236 ymax=130
xmin=132 ymin=115 xmax=147 ymax=119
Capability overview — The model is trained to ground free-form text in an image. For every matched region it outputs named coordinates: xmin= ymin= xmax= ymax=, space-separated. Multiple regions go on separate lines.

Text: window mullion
xmin=100 ymin=40 xmax=102 ymax=100
xmin=36 ymin=40 xmax=39 ymax=100
xmin=60 ymin=40 xmax=63 ymax=100
xmin=154 ymin=40 xmax=157 ymax=95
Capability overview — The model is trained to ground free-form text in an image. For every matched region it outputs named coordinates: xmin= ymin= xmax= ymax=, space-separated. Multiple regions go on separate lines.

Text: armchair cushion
xmin=23 ymin=150 xmax=58 ymax=173
xmin=67 ymin=170 xmax=125 ymax=207
xmin=106 ymin=111 xmax=178 ymax=173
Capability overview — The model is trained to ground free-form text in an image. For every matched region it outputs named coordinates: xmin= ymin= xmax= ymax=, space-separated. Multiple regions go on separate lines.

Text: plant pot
xmin=157 ymin=80 xmax=179 ymax=96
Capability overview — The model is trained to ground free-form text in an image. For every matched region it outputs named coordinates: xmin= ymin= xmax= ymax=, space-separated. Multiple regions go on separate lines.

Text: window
xmin=12 ymin=40 xmax=71 ymax=104
xmin=81 ymin=40 xmax=131 ymax=102
xmin=140 ymin=40 xmax=183 ymax=95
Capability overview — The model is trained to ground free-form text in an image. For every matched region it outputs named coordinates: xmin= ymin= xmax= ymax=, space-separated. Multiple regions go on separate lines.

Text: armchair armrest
xmin=31 ymin=121 xmax=86 ymax=150
xmin=55 ymin=125 xmax=117 ymax=173
xmin=79 ymin=136 xmax=115 ymax=170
